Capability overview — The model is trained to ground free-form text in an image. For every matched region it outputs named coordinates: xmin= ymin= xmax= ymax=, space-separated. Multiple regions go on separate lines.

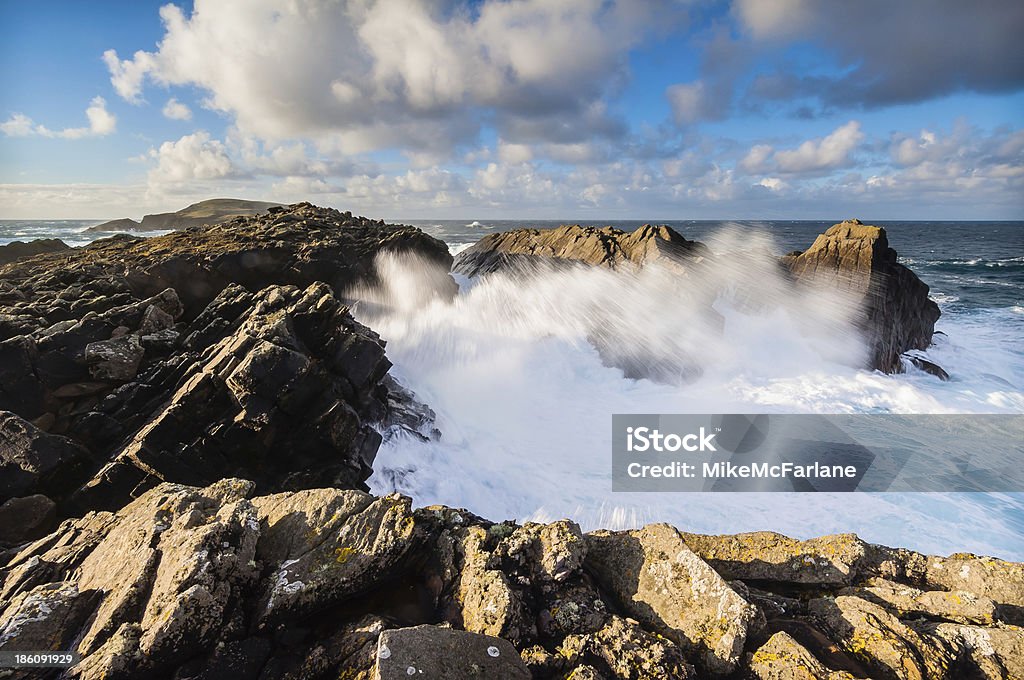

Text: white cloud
xmin=0 ymin=97 xmax=117 ymax=139
xmin=102 ymin=0 xmax=674 ymax=152
xmin=148 ymin=131 xmax=236 ymax=185
xmin=773 ymin=121 xmax=863 ymax=173
xmin=162 ymin=98 xmax=192 ymax=121
xmin=0 ymin=113 xmax=34 ymax=137
xmin=739 ymin=144 xmax=773 ymax=173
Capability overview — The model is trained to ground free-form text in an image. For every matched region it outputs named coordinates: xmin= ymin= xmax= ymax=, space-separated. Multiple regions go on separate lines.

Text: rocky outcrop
xmin=453 ymin=219 xmax=942 ymax=376
xmin=783 ymin=219 xmax=941 ymax=374
xmin=1 ymin=481 xmax=1021 ymax=680
xmin=0 ymin=238 xmax=70 ymax=266
xmin=452 ymin=223 xmax=711 ymax=277
xmin=87 ymin=198 xmax=284 ymax=233
xmin=0 ymin=203 xmax=454 ymax=517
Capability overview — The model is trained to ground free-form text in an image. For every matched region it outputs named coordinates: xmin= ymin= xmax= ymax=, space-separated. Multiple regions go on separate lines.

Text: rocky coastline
xmin=1 ymin=203 xmax=1018 ymax=679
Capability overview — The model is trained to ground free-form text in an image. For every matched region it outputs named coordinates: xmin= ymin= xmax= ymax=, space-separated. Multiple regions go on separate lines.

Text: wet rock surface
xmin=0 ymin=481 xmax=1020 ymax=680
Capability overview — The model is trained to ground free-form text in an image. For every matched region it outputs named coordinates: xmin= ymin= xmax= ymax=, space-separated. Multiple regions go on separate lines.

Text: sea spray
xmin=348 ymin=228 xmax=1024 ymax=560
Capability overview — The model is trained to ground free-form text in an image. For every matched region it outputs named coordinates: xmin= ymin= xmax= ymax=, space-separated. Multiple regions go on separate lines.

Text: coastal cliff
xmin=0 ymin=204 xmax=1010 ymax=679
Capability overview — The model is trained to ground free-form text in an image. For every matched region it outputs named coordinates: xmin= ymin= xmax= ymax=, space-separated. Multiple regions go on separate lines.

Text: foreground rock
xmin=1 ymin=481 xmax=1020 ymax=680
xmin=0 ymin=203 xmax=454 ymax=518
xmin=783 ymin=219 xmax=941 ymax=374
xmin=87 ymin=198 xmax=283 ymax=233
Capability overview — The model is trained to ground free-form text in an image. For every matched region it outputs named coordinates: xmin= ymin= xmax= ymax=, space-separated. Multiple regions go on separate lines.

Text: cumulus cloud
xmin=102 ymin=0 xmax=676 ymax=153
xmin=148 ymin=131 xmax=236 ymax=185
xmin=162 ymin=98 xmax=192 ymax=120
xmin=739 ymin=121 xmax=864 ymax=175
xmin=1 ymin=97 xmax=116 ymax=139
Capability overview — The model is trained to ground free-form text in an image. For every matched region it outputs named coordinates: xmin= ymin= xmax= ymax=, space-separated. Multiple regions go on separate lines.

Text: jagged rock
xmin=923 ymin=553 xmax=1024 ymax=624
xmin=0 ymin=483 xmax=1022 ymax=680
xmin=0 ymin=494 xmax=56 ymax=544
xmin=586 ymin=523 xmax=762 ymax=676
xmin=454 ymin=525 xmax=532 ymax=643
xmin=749 ymin=631 xmax=857 ymax=680
xmin=0 ymin=411 xmax=92 ymax=503
xmin=0 ymin=203 xmax=452 ymax=518
xmin=923 ymin=622 xmax=1024 ymax=679
xmin=840 ymin=578 xmax=997 ymax=625
xmin=679 ymin=530 xmax=869 ymax=585
xmin=84 ymin=334 xmax=144 ymax=381
xmin=250 ymin=490 xmax=421 ymax=624
xmin=372 ymin=625 xmax=530 ymax=679
xmin=808 ymin=595 xmax=959 ymax=680
xmin=67 ymin=282 xmax=393 ymax=513
xmin=783 ymin=220 xmax=941 ymax=374
xmin=0 ymin=238 xmax=70 ymax=266
xmin=559 ymin=615 xmax=695 ymax=679
xmin=452 ymin=223 xmax=710 ymax=277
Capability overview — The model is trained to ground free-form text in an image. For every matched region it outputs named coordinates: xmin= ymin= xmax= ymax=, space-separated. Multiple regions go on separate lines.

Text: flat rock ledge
xmin=1 ymin=480 xmax=1020 ymax=680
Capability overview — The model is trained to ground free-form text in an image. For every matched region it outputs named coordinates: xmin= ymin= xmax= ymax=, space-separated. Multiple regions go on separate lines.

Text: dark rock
xmin=905 ymin=353 xmax=951 ymax=380
xmin=0 ymin=411 xmax=92 ymax=502
xmin=67 ymin=282 xmax=394 ymax=513
xmin=0 ymin=203 xmax=452 ymax=515
xmin=782 ymin=220 xmax=942 ymax=374
xmin=0 ymin=239 xmax=70 ymax=266
xmin=0 ymin=494 xmax=56 ymax=544
xmin=84 ymin=334 xmax=144 ymax=381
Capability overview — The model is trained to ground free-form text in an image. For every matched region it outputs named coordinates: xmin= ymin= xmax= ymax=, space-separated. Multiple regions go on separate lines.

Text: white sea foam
xmin=351 ymin=231 xmax=1024 ymax=560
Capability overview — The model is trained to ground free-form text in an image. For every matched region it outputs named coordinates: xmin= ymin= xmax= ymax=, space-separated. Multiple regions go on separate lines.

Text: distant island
xmin=87 ymin=197 xmax=283 ymax=232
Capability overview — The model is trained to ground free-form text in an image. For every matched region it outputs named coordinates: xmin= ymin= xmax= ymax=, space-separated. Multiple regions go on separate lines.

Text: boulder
xmin=0 ymin=494 xmax=57 ymax=544
xmin=749 ymin=631 xmax=857 ymax=680
xmin=808 ymin=595 xmax=958 ymax=680
xmin=678 ymin=530 xmax=870 ymax=586
xmin=586 ymin=524 xmax=762 ymax=676
xmin=0 ymin=411 xmax=92 ymax=502
xmin=840 ymin=578 xmax=997 ymax=625
xmin=783 ymin=220 xmax=941 ymax=374
xmin=372 ymin=625 xmax=529 ymax=679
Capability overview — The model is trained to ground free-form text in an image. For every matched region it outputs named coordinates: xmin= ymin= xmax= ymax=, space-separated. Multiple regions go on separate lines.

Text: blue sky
xmin=1 ymin=0 xmax=1022 ymax=219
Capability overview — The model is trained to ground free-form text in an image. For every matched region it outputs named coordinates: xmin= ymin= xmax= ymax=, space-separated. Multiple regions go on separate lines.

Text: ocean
xmin=3 ymin=218 xmax=1023 ymax=559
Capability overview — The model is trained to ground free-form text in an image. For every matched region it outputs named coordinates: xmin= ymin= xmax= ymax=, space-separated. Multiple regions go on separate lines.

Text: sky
xmin=0 ymin=0 xmax=1022 ymax=220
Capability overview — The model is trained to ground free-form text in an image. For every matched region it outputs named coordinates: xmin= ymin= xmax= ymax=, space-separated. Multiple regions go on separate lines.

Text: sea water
xmin=3 ymin=218 xmax=1022 ymax=559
